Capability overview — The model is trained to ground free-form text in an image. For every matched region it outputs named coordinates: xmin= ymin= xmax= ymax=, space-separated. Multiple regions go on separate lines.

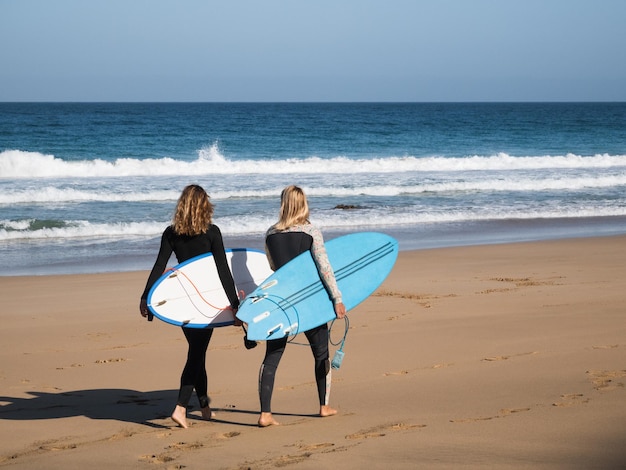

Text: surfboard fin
xmin=283 ymin=322 xmax=299 ymax=336
xmin=267 ymin=324 xmax=282 ymax=337
xmin=251 ymin=295 xmax=267 ymax=304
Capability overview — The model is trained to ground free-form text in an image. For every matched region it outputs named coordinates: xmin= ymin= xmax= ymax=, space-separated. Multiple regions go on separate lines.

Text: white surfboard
xmin=147 ymin=248 xmax=273 ymax=328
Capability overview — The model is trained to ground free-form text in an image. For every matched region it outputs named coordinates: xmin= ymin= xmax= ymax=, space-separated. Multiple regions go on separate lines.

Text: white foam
xmin=2 ymin=174 xmax=625 ymax=205
xmin=3 ymin=148 xmax=626 ymax=179
xmin=3 ymin=204 xmax=626 ymax=243
xmin=0 ymin=220 xmax=165 ymax=241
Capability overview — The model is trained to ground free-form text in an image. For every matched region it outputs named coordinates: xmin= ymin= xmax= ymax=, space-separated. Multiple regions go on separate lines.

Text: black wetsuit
xmin=141 ymin=224 xmax=239 ymax=409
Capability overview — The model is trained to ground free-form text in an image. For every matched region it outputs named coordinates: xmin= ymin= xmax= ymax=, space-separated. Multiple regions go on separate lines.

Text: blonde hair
xmin=274 ymin=185 xmax=310 ymax=231
xmin=172 ymin=184 xmax=214 ymax=236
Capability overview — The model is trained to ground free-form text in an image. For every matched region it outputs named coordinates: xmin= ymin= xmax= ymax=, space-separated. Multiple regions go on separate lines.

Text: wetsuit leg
xmin=178 ymin=327 xmax=213 ymax=407
xmin=304 ymin=323 xmax=331 ymax=406
xmin=259 ymin=336 xmax=288 ymax=412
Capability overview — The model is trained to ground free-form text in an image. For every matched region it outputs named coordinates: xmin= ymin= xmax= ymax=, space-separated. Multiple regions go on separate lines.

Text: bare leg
xmin=171 ymin=404 xmax=188 ymax=428
xmin=258 ymin=412 xmax=280 ymax=427
xmin=320 ymin=405 xmax=338 ymax=417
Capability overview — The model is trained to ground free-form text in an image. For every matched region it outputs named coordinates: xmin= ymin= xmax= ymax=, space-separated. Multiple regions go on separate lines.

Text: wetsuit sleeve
xmin=308 ymin=226 xmax=343 ymax=305
xmin=141 ymin=227 xmax=174 ymax=300
xmin=209 ymin=225 xmax=240 ymax=309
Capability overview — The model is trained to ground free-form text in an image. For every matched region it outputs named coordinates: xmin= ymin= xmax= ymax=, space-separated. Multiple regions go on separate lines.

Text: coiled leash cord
xmin=283 ymin=314 xmax=350 ymax=369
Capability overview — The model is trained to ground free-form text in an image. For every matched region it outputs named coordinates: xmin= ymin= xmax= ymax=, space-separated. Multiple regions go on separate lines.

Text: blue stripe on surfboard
xmin=251 ymin=240 xmax=395 ymax=311
xmin=244 ymin=239 xmax=397 ymax=337
xmin=237 ymin=232 xmax=399 ymax=339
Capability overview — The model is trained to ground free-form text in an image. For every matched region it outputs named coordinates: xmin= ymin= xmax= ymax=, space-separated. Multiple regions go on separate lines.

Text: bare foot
xmin=258 ymin=412 xmax=280 ymax=427
xmin=171 ymin=404 xmax=188 ymax=428
xmin=201 ymin=406 xmax=216 ymax=420
xmin=320 ymin=405 xmax=338 ymax=417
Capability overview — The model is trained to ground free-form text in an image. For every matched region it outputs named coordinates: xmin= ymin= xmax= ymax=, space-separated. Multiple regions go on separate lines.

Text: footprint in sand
xmin=488 ymin=276 xmax=561 ymax=287
xmin=108 ymin=430 xmax=136 ymax=441
xmin=482 ymin=351 xmax=537 ymax=362
xmin=139 ymin=453 xmax=176 ymax=465
xmin=384 ymin=362 xmax=453 ymax=376
xmin=31 ymin=437 xmax=74 ymax=450
xmin=94 ymin=358 xmax=127 ymax=364
xmin=499 ymin=407 xmax=532 ymax=416
xmin=451 ymin=407 xmax=531 ymax=423
xmin=479 ymin=288 xmax=514 ymax=294
xmin=296 ymin=442 xmax=335 ymax=452
xmin=552 ymin=393 xmax=589 ymax=407
xmin=373 ymin=290 xmax=439 ymax=308
xmin=345 ymin=422 xmax=425 ymax=440
xmin=141 ymin=433 xmax=240 ymax=466
xmin=167 ymin=441 xmax=204 ymax=450
xmin=482 ymin=355 xmax=509 ymax=361
xmin=429 ymin=362 xmax=454 ymax=369
xmin=237 ymin=451 xmax=314 ymax=469
xmin=139 ymin=440 xmax=204 ymax=465
xmin=270 ymin=454 xmax=311 ymax=466
xmin=587 ymin=369 xmax=626 ymax=391
xmin=383 ymin=370 xmax=409 ymax=377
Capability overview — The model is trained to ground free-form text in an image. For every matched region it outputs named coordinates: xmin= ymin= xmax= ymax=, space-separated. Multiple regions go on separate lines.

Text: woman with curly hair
xmin=139 ymin=184 xmax=240 ymax=428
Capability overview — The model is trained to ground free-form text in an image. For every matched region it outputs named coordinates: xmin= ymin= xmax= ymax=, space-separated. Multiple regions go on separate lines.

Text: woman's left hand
xmin=139 ymin=299 xmax=149 ymax=318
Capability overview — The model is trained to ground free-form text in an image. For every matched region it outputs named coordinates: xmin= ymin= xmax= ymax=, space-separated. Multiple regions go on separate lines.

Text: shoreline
xmin=1 ymin=235 xmax=625 ymax=468
xmin=4 ymin=215 xmax=626 ymax=277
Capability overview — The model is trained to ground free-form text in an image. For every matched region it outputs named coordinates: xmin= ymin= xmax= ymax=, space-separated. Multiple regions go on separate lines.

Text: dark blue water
xmin=1 ymin=102 xmax=625 ymax=275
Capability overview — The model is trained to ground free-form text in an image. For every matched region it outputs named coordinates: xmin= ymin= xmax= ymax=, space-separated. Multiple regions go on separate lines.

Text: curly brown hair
xmin=172 ymin=184 xmax=214 ymax=236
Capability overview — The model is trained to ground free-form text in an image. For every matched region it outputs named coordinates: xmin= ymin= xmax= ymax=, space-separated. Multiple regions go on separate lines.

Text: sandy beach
xmin=1 ymin=235 xmax=625 ymax=469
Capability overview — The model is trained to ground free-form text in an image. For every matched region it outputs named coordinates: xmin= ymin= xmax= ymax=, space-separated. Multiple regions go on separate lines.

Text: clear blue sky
xmin=1 ymin=0 xmax=625 ymax=102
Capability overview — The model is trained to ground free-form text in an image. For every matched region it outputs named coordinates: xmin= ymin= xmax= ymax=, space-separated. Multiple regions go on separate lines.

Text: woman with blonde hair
xmin=258 ymin=185 xmax=346 ymax=427
xmin=140 ymin=184 xmax=240 ymax=428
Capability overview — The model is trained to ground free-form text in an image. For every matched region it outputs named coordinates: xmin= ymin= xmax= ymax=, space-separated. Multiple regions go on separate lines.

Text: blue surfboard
xmin=236 ymin=232 xmax=398 ymax=341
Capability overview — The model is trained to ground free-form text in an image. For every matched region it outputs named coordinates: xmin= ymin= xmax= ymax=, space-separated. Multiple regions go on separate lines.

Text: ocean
xmin=1 ymin=102 xmax=625 ymax=276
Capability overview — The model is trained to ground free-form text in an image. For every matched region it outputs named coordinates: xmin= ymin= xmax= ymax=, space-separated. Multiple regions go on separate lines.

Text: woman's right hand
xmin=334 ymin=302 xmax=346 ymax=319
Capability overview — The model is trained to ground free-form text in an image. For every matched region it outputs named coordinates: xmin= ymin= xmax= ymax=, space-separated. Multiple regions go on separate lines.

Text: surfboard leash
xmin=329 ymin=315 xmax=349 ymax=369
xmin=247 ymin=293 xmax=303 ymax=340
